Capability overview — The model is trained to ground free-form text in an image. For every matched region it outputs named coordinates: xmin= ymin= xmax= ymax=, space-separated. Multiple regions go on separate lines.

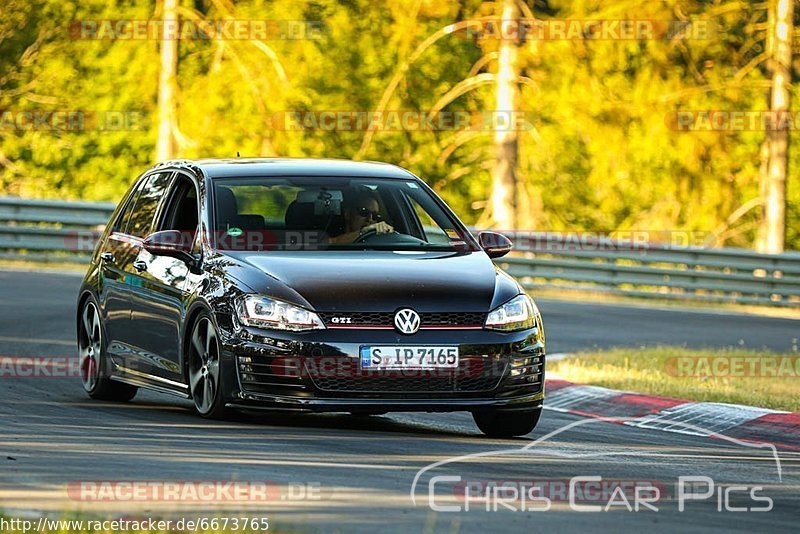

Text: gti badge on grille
xmin=394 ymin=308 xmax=420 ymax=334
xmin=330 ymin=316 xmax=353 ymax=324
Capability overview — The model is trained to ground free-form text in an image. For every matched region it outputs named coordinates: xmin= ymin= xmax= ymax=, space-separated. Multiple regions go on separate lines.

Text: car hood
xmin=220 ymin=250 xmax=516 ymax=312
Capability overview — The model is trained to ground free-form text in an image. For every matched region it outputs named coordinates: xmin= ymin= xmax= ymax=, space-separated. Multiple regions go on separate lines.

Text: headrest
xmin=285 ymin=200 xmax=317 ymax=230
xmin=215 ymin=187 xmax=239 ymax=229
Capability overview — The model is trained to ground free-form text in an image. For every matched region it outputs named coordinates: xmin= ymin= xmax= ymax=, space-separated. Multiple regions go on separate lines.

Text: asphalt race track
xmin=1 ymin=270 xmax=798 ymax=532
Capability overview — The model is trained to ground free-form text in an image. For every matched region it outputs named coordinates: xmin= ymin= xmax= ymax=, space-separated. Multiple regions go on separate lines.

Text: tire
xmin=78 ymin=296 xmax=138 ymax=402
xmin=473 ymin=408 xmax=542 ymax=438
xmin=187 ymin=311 xmax=230 ymax=419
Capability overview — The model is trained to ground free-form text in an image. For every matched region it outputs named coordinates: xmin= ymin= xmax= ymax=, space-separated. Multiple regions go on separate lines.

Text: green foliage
xmin=0 ymin=0 xmax=797 ymax=249
xmin=0 ymin=0 xmax=156 ymax=201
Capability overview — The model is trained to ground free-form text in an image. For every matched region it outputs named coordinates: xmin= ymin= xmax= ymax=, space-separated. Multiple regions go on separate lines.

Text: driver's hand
xmin=361 ymin=221 xmax=394 ymax=235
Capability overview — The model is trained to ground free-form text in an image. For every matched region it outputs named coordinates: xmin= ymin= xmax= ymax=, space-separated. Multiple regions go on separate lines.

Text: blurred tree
xmin=156 ymin=0 xmax=178 ymax=161
xmin=756 ymin=0 xmax=793 ymax=253
xmin=0 ymin=0 xmax=797 ymax=250
xmin=488 ymin=0 xmax=521 ymax=230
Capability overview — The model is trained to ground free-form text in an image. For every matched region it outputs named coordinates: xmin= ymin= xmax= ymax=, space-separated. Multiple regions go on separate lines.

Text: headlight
xmin=484 ymin=294 xmax=539 ymax=331
xmin=236 ymin=295 xmax=325 ymax=331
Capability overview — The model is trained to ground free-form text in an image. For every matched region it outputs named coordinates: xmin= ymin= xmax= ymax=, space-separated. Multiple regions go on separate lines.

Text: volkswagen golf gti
xmin=77 ymin=158 xmax=545 ymax=437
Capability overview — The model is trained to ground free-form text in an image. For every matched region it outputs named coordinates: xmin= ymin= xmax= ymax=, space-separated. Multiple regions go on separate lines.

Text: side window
xmin=127 ymin=172 xmax=173 ymax=238
xmin=158 ymin=175 xmax=200 ymax=252
xmin=159 ymin=177 xmax=199 ymax=232
xmin=112 ymin=179 xmax=145 ymax=233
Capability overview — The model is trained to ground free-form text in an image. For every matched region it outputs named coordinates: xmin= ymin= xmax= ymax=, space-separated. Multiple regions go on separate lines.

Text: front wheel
xmin=473 ymin=408 xmax=541 ymax=438
xmin=187 ymin=313 xmax=229 ymax=419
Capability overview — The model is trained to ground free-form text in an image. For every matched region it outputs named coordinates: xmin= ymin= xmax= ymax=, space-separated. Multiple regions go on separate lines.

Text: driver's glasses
xmin=357 ymin=206 xmax=382 ymax=221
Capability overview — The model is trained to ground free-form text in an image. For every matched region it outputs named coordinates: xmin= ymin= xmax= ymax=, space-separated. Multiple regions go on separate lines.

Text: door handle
xmin=100 ymin=252 xmax=114 ymax=263
xmin=133 ymin=260 xmax=148 ymax=272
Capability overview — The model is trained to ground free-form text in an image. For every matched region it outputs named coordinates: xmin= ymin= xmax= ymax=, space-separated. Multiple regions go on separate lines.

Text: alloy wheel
xmin=79 ymin=301 xmax=102 ymax=392
xmin=188 ymin=317 xmax=220 ymax=414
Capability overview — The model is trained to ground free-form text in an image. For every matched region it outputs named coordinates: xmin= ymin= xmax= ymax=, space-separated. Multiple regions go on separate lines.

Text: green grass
xmin=549 ymin=346 xmax=800 ymax=412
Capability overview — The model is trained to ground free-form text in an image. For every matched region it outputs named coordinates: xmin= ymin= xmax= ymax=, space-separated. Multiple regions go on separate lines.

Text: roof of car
xmin=156 ymin=158 xmax=417 ymax=180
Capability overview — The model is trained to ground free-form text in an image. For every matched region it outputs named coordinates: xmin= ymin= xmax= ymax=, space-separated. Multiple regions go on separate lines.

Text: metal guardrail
xmin=0 ymin=197 xmax=114 ymax=264
xmin=496 ymin=234 xmax=800 ymax=307
xmin=0 ymin=196 xmax=798 ymax=307
xmin=0 ymin=197 xmax=115 ymax=226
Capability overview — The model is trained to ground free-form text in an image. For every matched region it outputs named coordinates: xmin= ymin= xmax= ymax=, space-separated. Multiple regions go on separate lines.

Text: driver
xmin=328 ymin=186 xmax=393 ymax=243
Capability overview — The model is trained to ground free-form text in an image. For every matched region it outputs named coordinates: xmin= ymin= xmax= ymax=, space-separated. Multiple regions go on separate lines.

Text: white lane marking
xmin=544 ymin=384 xmax=626 ymax=411
xmin=0 ymin=336 xmax=74 ymax=346
xmin=546 ymin=352 xmax=797 ymax=445
xmin=627 ymin=402 xmax=787 ymax=436
xmin=544 ymin=382 xmax=790 ymax=440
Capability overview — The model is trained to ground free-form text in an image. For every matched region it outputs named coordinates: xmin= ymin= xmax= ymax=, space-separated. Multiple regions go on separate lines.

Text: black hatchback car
xmin=77 ymin=158 xmax=545 ymax=437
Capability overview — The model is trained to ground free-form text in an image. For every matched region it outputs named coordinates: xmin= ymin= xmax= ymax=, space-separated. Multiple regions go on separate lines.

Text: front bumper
xmin=226 ymin=391 xmax=544 ymax=413
xmin=217 ymin=317 xmax=545 ymax=413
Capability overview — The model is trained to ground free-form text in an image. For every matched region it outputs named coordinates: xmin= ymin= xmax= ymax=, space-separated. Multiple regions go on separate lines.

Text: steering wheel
xmin=354 ymin=229 xmax=380 ymax=243
xmin=354 ymin=229 xmax=432 ymax=246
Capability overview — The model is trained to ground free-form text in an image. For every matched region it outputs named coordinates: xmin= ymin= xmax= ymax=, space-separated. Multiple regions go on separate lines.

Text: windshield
xmin=211 ymin=177 xmax=475 ymax=251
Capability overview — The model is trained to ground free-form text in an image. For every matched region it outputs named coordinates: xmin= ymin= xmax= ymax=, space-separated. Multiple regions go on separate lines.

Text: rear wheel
xmin=473 ymin=408 xmax=541 ymax=438
xmin=188 ymin=313 xmax=229 ymax=419
xmin=78 ymin=297 xmax=137 ymax=401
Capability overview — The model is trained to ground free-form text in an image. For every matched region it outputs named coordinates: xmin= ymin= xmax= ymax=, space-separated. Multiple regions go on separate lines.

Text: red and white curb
xmin=544 ymin=355 xmax=800 ymax=451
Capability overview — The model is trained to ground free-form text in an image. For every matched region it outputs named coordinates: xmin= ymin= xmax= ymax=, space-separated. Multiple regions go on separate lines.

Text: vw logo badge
xmin=394 ymin=308 xmax=420 ymax=334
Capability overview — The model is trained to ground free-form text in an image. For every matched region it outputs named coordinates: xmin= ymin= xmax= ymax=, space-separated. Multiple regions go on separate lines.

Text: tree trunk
xmin=488 ymin=0 xmax=520 ymax=230
xmin=156 ymin=0 xmax=178 ymax=162
xmin=756 ymin=0 xmax=793 ymax=254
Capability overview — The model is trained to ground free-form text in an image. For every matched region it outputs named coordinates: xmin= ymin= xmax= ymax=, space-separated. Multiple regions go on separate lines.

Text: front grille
xmin=318 ymin=311 xmax=486 ymax=328
xmin=305 ymin=356 xmax=505 ymax=393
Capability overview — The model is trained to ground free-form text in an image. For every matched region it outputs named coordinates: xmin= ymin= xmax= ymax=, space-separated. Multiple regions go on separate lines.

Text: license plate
xmin=360 ymin=346 xmax=459 ymax=370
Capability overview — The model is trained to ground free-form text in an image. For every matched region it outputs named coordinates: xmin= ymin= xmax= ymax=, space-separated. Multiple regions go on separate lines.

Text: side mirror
xmin=143 ymin=230 xmax=197 ymax=267
xmin=478 ymin=231 xmax=513 ymax=259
